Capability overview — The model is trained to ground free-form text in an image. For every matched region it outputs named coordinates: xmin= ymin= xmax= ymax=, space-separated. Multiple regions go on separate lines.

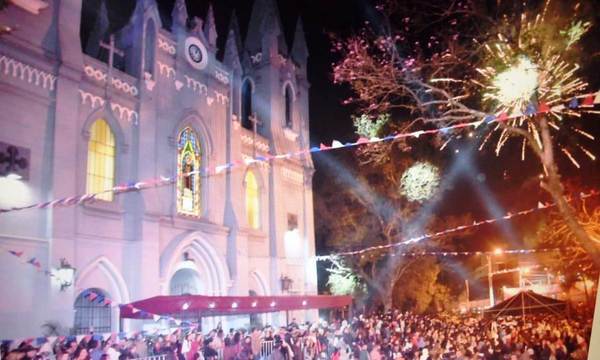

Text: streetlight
xmin=54 ymin=258 xmax=76 ymax=291
xmin=487 ymin=248 xmax=503 ymax=306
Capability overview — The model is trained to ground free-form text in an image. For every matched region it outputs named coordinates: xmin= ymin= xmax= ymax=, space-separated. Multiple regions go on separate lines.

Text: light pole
xmin=487 ymin=248 xmax=503 ymax=307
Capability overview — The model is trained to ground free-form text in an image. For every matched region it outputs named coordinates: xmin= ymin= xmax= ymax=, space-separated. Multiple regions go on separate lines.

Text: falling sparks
xmin=474 ymin=0 xmax=597 ymax=167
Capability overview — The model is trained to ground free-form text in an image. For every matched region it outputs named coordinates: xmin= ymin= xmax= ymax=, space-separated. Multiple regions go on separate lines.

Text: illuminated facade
xmin=0 ymin=0 xmax=316 ymax=338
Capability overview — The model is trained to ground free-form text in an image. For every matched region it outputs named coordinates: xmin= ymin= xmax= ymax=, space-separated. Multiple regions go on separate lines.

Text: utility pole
xmin=487 ymin=255 xmax=494 ymax=307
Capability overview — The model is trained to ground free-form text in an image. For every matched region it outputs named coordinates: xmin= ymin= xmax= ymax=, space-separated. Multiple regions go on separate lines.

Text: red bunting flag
xmin=538 ymin=102 xmax=550 ymax=113
xmin=582 ymin=95 xmax=595 ymax=107
xmin=319 ymin=143 xmax=330 ymax=150
xmin=88 ymin=292 xmax=98 ymax=301
xmin=8 ymin=250 xmax=24 ymax=257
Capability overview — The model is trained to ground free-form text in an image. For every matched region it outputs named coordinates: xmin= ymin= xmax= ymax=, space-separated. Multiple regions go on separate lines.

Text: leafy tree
xmin=331 ymin=0 xmax=600 ymax=267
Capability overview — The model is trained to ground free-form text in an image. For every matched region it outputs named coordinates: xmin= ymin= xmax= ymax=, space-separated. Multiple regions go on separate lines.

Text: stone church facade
xmin=0 ymin=0 xmax=317 ymax=338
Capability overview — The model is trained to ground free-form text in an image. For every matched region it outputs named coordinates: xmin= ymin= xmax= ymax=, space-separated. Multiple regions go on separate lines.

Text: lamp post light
xmin=55 ymin=258 xmax=76 ymax=291
xmin=487 ymin=248 xmax=503 ymax=307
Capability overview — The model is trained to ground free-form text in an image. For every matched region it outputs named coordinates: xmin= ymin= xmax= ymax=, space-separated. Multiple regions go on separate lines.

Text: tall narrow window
xmin=86 ymin=119 xmax=115 ymax=201
xmin=241 ymin=79 xmax=253 ymax=130
xmin=245 ymin=171 xmax=260 ymax=229
xmin=285 ymin=85 xmax=293 ymax=128
xmin=144 ymin=19 xmax=156 ymax=76
xmin=177 ymin=127 xmax=201 ymax=216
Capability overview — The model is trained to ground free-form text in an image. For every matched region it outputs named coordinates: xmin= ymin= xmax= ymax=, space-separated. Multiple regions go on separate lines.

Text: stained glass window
xmin=177 ymin=127 xmax=201 ymax=216
xmin=86 ymin=119 xmax=115 ymax=201
xmin=245 ymin=171 xmax=260 ymax=229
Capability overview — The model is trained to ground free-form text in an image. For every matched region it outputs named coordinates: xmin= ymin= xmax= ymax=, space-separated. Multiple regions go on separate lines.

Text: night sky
xmin=102 ymin=0 xmax=600 ymax=256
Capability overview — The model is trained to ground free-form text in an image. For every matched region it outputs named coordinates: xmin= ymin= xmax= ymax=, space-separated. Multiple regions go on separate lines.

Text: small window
xmin=86 ymin=119 xmax=116 ymax=201
xmin=241 ymin=79 xmax=253 ymax=130
xmin=73 ymin=288 xmax=112 ymax=335
xmin=245 ymin=171 xmax=260 ymax=229
xmin=144 ymin=19 xmax=156 ymax=76
xmin=284 ymin=85 xmax=293 ymax=128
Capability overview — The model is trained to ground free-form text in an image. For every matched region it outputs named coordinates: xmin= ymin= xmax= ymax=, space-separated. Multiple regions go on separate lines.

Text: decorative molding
xmin=240 ymin=132 xmax=269 ymax=152
xmin=214 ymin=91 xmax=229 ymax=105
xmin=0 ymin=55 xmax=56 ymax=90
xmin=250 ymin=52 xmax=262 ymax=64
xmin=184 ymin=75 xmax=208 ymax=95
xmin=83 ymin=65 xmax=139 ymax=96
xmin=78 ymin=89 xmax=139 ymax=123
xmin=143 ymin=72 xmax=156 ymax=91
xmin=283 ymin=127 xmax=299 ymax=141
xmin=282 ymin=167 xmax=304 ymax=185
xmin=157 ymin=61 xmax=176 ymax=78
xmin=157 ymin=37 xmax=176 ymax=55
xmin=214 ymin=69 xmax=229 ymax=85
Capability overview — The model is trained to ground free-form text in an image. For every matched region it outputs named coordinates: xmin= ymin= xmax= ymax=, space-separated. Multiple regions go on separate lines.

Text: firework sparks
xmin=473 ymin=0 xmax=597 ymax=166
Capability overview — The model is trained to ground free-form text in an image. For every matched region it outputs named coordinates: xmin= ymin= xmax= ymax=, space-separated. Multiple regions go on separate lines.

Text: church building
xmin=0 ymin=0 xmax=317 ymax=338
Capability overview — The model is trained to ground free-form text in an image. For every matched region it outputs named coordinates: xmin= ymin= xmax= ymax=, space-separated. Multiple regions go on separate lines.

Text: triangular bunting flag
xmin=594 ymin=91 xmax=600 ymax=104
xmin=524 ymin=102 xmax=537 ymax=116
xmin=497 ymin=112 xmax=508 ymax=121
xmin=132 ymin=307 xmax=140 ymax=314
xmin=569 ymin=97 xmax=579 ymax=109
xmin=319 ymin=143 xmax=330 ymax=150
xmin=369 ymin=136 xmax=381 ymax=142
xmin=8 ymin=250 xmax=23 ymax=257
xmin=331 ymin=140 xmax=344 ymax=148
xmin=483 ymin=114 xmax=496 ymax=124
xmin=537 ymin=202 xmax=545 ymax=209
xmin=355 ymin=137 xmax=369 ymax=144
xmin=88 ymin=292 xmax=98 ymax=301
xmin=582 ymin=95 xmax=595 ymax=107
xmin=153 ymin=314 xmax=161 ymax=322
xmin=538 ymin=102 xmax=550 ymax=113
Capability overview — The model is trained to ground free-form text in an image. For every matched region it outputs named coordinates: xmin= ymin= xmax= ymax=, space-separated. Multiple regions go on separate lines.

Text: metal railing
xmin=135 ymin=356 xmax=167 ymax=360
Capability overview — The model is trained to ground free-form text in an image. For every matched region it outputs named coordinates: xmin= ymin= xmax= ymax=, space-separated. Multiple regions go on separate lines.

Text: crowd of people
xmin=1 ymin=310 xmax=593 ymax=360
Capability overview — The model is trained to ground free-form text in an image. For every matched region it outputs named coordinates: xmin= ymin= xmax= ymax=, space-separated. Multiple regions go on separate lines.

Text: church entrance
xmin=169 ymin=268 xmax=201 ymax=295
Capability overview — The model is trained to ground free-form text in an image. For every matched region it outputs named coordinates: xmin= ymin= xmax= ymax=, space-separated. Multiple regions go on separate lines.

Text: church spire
xmin=171 ymin=0 xmax=189 ymax=29
xmin=291 ymin=16 xmax=308 ymax=64
xmin=224 ymin=12 xmax=242 ymax=69
xmin=244 ymin=0 xmax=287 ymax=56
xmin=204 ymin=3 xmax=218 ymax=49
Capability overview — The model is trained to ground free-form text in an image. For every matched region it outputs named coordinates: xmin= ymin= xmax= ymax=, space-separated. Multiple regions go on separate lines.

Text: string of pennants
xmin=358 ymin=247 xmax=561 ymax=259
xmin=1 ymin=91 xmax=599 ymax=215
xmin=314 ymin=189 xmax=600 ymax=261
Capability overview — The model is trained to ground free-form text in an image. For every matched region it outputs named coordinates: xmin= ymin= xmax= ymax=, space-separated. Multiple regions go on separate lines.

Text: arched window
xmin=169 ymin=268 xmax=201 ymax=295
xmin=86 ymin=119 xmax=116 ymax=201
xmin=144 ymin=19 xmax=156 ymax=76
xmin=241 ymin=79 xmax=253 ymax=130
xmin=245 ymin=171 xmax=260 ymax=229
xmin=177 ymin=127 xmax=201 ymax=216
xmin=73 ymin=288 xmax=112 ymax=335
xmin=285 ymin=85 xmax=293 ymax=128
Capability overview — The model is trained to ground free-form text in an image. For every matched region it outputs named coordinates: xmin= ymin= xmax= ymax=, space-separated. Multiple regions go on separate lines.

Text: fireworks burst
xmin=474 ymin=3 xmax=596 ymax=166
xmin=400 ymin=162 xmax=440 ymax=203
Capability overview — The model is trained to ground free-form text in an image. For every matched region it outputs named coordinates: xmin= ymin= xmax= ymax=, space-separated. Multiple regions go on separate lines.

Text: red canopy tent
xmin=120 ymin=294 xmax=352 ymax=319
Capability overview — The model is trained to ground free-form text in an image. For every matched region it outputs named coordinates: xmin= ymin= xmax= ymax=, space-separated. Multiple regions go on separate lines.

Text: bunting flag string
xmin=351 ymin=247 xmax=563 ymax=259
xmin=314 ymin=189 xmax=600 ymax=261
xmin=1 ymin=91 xmax=598 ymax=215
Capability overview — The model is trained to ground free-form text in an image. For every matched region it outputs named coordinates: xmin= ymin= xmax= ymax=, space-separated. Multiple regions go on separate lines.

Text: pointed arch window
xmin=285 ymin=85 xmax=293 ymax=128
xmin=73 ymin=288 xmax=112 ymax=335
xmin=86 ymin=119 xmax=116 ymax=201
xmin=245 ymin=171 xmax=260 ymax=229
xmin=177 ymin=127 xmax=201 ymax=216
xmin=241 ymin=79 xmax=253 ymax=130
xmin=144 ymin=19 xmax=157 ymax=76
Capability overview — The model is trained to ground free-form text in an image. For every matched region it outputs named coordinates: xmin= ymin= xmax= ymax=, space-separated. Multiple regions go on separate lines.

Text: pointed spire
xmin=204 ymin=4 xmax=218 ymax=48
xmin=224 ymin=12 xmax=242 ymax=68
xmin=244 ymin=0 xmax=287 ymax=55
xmin=171 ymin=0 xmax=189 ymax=29
xmin=291 ymin=16 xmax=309 ymax=63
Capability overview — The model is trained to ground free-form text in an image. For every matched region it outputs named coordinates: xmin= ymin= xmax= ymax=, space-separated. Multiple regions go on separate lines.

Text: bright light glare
xmin=493 ymin=248 xmax=503 ymax=255
xmin=182 ymin=302 xmax=190 ymax=310
xmin=491 ymin=56 xmax=539 ymax=109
